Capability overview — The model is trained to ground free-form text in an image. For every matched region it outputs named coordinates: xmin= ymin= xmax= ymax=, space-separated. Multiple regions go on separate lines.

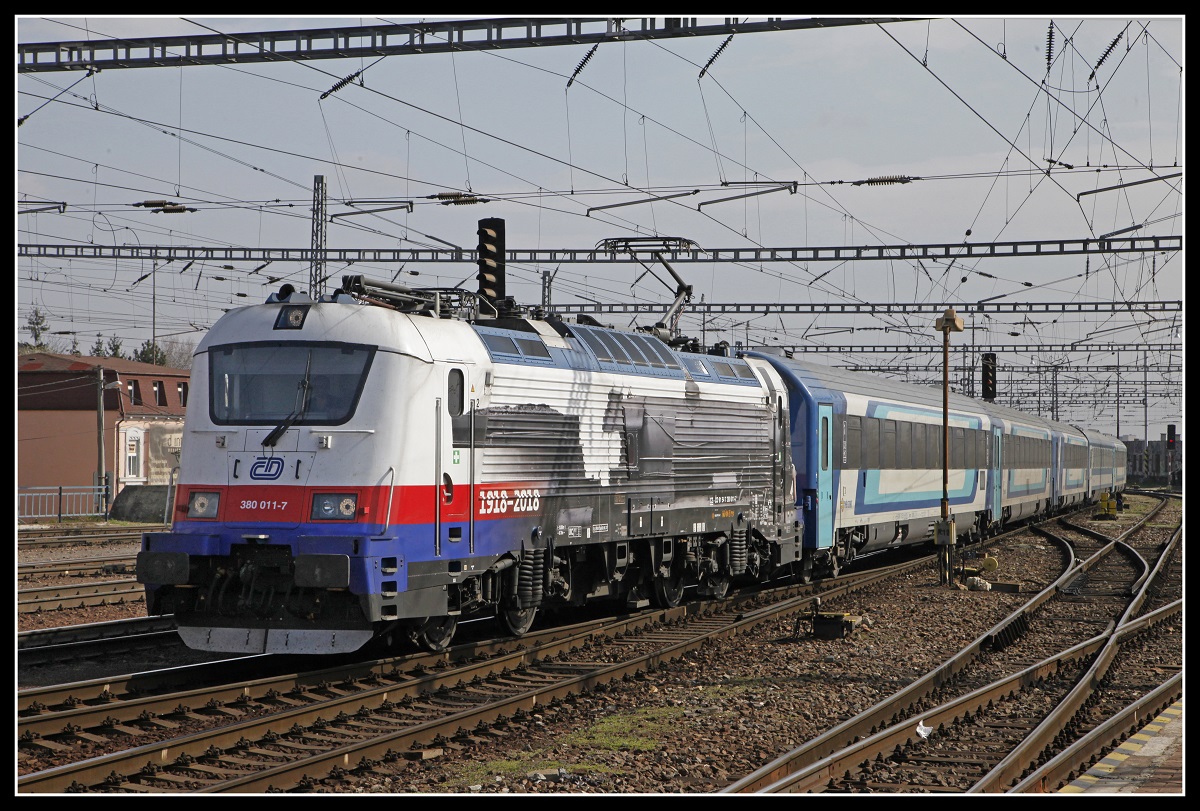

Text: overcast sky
xmin=16 ymin=15 xmax=1184 ymax=440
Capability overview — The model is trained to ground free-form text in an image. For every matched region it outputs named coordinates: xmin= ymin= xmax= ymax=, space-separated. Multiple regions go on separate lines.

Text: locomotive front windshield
xmin=209 ymin=341 xmax=376 ymax=425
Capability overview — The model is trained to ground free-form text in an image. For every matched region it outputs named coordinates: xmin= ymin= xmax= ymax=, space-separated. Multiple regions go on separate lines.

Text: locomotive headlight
xmin=311 ymin=493 xmax=357 ymax=521
xmin=187 ymin=491 xmax=221 ymax=519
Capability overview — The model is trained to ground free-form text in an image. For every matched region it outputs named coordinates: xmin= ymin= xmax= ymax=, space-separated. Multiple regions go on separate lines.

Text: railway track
xmin=18 ymin=617 xmax=182 ymax=667
xmin=17 ymin=525 xmax=162 ymax=552
xmin=17 ymin=497 xmax=1178 ymax=794
xmin=17 ymin=561 xmax=918 ymax=793
xmin=19 ymin=554 xmax=138 ymax=581
xmin=18 ymin=579 xmax=146 ymax=614
xmin=721 ymin=494 xmax=1181 ymax=794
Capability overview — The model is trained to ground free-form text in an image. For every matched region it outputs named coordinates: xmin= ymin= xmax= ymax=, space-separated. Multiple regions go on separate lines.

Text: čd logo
xmin=249 ymin=457 xmax=285 ymax=480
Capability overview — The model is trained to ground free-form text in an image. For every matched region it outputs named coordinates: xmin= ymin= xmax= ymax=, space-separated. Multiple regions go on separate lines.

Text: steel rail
xmin=16 ymin=561 xmax=918 ymax=792
xmin=968 ymin=600 xmax=1182 ymax=792
xmin=1009 ymin=671 xmax=1182 ymax=793
xmin=17 ymin=579 xmax=145 ymax=613
xmin=722 ymin=496 xmax=1169 ymax=793
xmin=19 ymin=554 xmax=137 ymax=579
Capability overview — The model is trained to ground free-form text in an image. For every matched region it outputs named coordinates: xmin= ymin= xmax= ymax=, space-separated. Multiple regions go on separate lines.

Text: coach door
xmin=817 ymin=403 xmax=834 ymax=549
xmin=991 ymin=426 xmax=1003 ymax=518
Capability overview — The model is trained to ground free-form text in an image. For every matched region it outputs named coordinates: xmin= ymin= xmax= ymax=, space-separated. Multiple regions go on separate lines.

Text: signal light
xmin=981 ymin=352 xmax=997 ymax=401
xmin=476 ymin=217 xmax=505 ymax=309
xmin=1167 ymin=424 xmax=1176 ymax=450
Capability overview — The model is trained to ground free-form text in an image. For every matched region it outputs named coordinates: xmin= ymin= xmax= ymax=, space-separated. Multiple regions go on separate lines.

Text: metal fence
xmin=17 ymin=485 xmax=109 ymax=522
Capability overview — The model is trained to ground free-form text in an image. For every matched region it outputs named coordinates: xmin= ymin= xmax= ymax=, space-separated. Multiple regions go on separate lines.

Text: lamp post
xmin=935 ymin=306 xmax=964 ymax=586
xmin=132 ymin=200 xmax=195 ymax=364
xmin=96 ymin=368 xmax=121 ymax=518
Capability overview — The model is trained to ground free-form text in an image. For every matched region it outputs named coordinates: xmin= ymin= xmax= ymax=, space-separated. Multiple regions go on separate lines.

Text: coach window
xmin=881 ymin=420 xmax=896 ymax=469
xmin=911 ymin=423 xmax=926 ymax=467
xmin=448 ymin=369 xmax=465 ymax=417
xmin=897 ymin=421 xmax=911 ymax=469
xmin=820 ymin=415 xmax=829 ymax=471
xmin=863 ymin=417 xmax=879 ymax=469
xmin=928 ymin=428 xmax=942 ymax=470
xmin=845 ymin=415 xmax=861 ymax=468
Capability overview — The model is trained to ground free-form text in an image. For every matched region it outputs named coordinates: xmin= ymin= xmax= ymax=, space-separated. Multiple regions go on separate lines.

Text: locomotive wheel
xmin=498 ymin=605 xmax=538 ymax=637
xmin=414 ymin=616 xmax=457 ymax=653
xmin=653 ymin=570 xmax=686 ymax=608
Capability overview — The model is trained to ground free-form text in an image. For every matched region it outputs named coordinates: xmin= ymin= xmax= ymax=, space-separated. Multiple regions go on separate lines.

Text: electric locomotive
xmin=138 ymin=220 xmax=1126 ymax=655
xmin=138 ymin=264 xmax=802 ymax=654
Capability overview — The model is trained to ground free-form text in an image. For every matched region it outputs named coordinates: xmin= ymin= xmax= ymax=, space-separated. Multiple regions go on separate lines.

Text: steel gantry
xmin=15 ymin=234 xmax=1181 ymax=265
xmin=550 ymin=301 xmax=1180 ymax=316
xmin=739 ymin=343 xmax=1180 ymax=355
xmin=18 ymin=17 xmax=918 ymax=73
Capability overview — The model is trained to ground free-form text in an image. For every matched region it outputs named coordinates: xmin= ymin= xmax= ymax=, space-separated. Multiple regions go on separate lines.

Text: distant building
xmin=1120 ymin=434 xmax=1182 ymax=484
xmin=17 ymin=352 xmax=191 ymax=495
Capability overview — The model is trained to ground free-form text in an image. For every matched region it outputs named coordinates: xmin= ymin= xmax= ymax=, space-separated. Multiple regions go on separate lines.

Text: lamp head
xmin=935 ymin=307 xmax=964 ymax=333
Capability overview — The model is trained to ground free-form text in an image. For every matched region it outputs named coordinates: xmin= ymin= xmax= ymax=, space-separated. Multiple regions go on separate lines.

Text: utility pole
xmin=541 ymin=268 xmax=558 ymax=310
xmin=152 ymin=260 xmax=156 ymax=364
xmin=1143 ymin=350 xmax=1149 ymax=479
xmin=310 ymin=175 xmax=327 ymax=298
xmin=1052 ymin=366 xmax=1058 ymax=421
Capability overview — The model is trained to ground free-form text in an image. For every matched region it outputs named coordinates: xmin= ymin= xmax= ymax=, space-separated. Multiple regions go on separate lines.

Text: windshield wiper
xmin=262 ymin=408 xmax=301 ymax=447
xmin=262 ymin=351 xmax=312 ymax=448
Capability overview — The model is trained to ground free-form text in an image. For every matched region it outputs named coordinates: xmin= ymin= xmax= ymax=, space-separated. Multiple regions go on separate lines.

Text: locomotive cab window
xmin=448 ymin=369 xmax=465 ymax=417
xmin=209 ymin=341 xmax=375 ymax=426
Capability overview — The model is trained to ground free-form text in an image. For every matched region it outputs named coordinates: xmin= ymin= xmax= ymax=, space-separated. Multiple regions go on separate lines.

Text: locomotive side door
xmin=437 ymin=366 xmax=473 ymax=557
xmin=816 ymin=403 xmax=834 ymax=549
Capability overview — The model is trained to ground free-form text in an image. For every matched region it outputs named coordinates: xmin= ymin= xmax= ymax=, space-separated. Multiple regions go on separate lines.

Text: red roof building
xmin=17 ymin=352 xmax=191 ymax=495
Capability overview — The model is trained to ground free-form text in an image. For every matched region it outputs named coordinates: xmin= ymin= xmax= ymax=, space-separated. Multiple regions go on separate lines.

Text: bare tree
xmin=161 ymin=337 xmax=197 ymax=369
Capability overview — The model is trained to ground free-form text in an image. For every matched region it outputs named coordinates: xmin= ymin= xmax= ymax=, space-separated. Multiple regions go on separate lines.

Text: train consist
xmin=138 ymin=221 xmax=1127 ymax=655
